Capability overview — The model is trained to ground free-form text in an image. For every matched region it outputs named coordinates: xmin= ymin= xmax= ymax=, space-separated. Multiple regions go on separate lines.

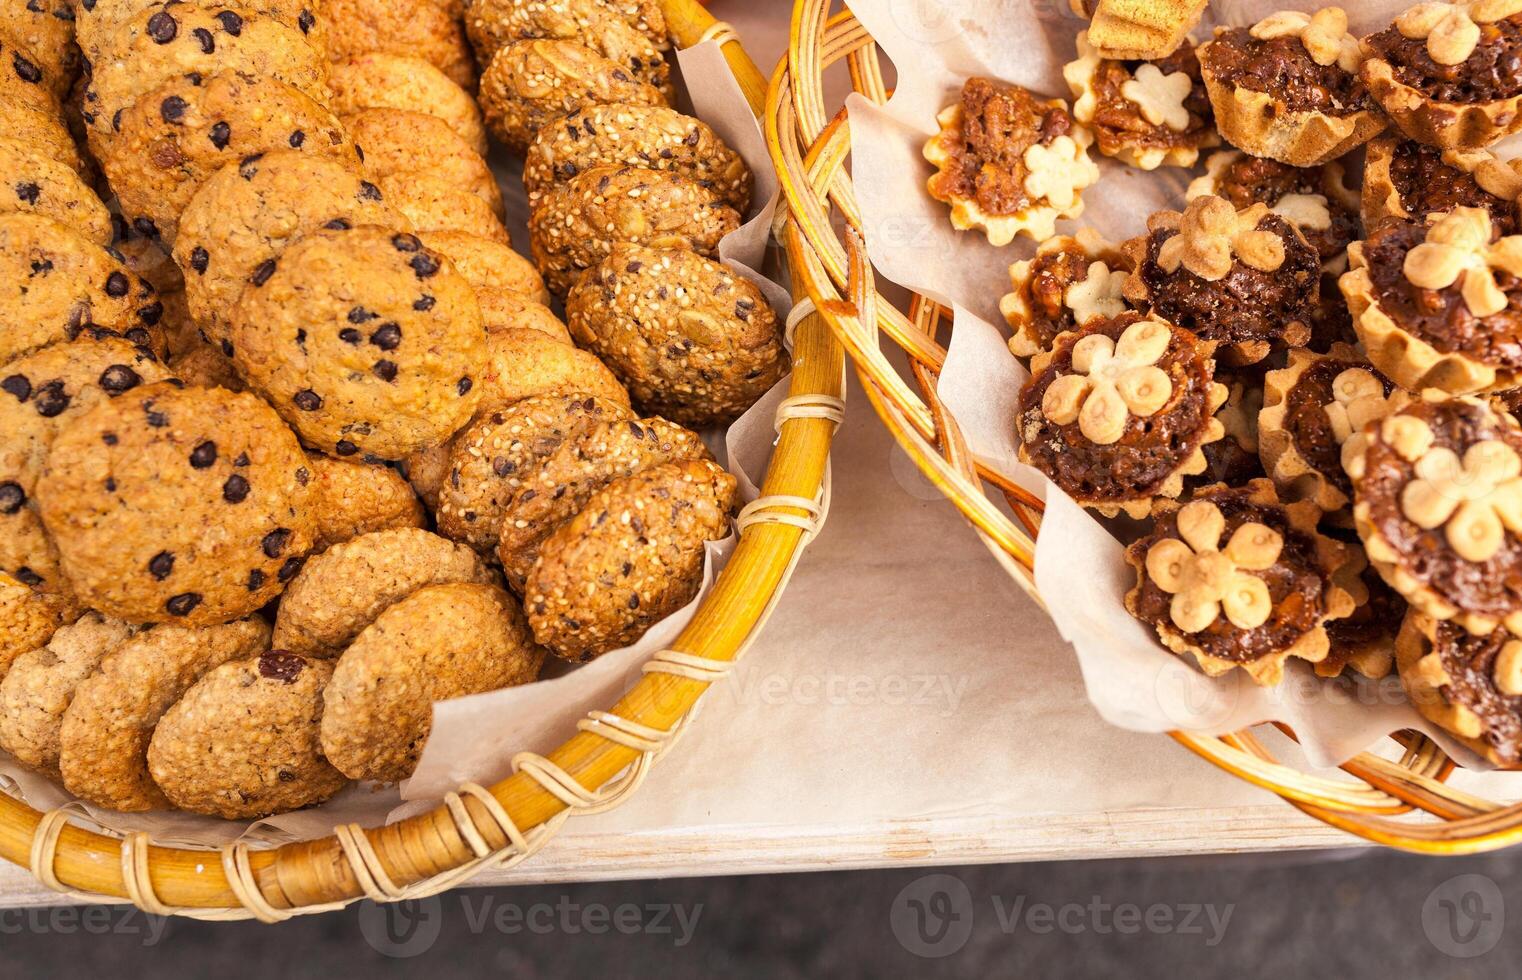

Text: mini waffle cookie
xmin=322 ymin=0 xmax=474 ymax=88
xmin=1083 ymin=0 xmax=1208 ymax=60
xmin=924 ymin=77 xmax=1098 ymax=245
xmin=523 ymin=103 xmax=751 ymax=214
xmin=476 ymin=289 xmax=573 ymax=344
xmin=321 ymin=581 xmax=545 ymax=782
xmin=0 ymin=138 xmax=111 ymax=244
xmin=1347 ymin=393 xmax=1522 ymax=636
xmin=146 ymin=650 xmax=347 ymax=819
xmin=1001 ymin=228 xmax=1132 ymax=358
xmin=0 ymin=101 xmax=87 ymax=176
xmin=330 ymin=53 xmax=487 ymax=154
xmin=1342 ymin=207 xmax=1522 ymax=394
xmin=1125 ymin=478 xmax=1356 ymax=685
xmin=0 ymin=0 xmax=80 ymax=99
xmin=1362 ymin=137 xmax=1522 ymax=234
xmin=345 ymin=108 xmax=503 ymax=218
xmin=528 ymin=165 xmax=740 ymax=297
xmin=58 ymin=617 xmax=270 ymax=811
xmin=418 ymin=230 xmax=549 ymax=303
xmin=462 ymin=0 xmax=671 ymax=98
xmin=466 ymin=0 xmax=667 ymax=63
xmin=0 ymin=576 xmax=75 ymax=679
xmin=1197 ymin=9 xmax=1381 ymax=168
xmin=227 ymin=225 xmax=488 ymax=460
xmin=1398 ymin=609 xmax=1522 ymax=763
xmin=1018 ymin=311 xmax=1227 ymax=518
xmin=524 ymin=458 xmax=736 ymax=662
xmin=566 ymin=244 xmax=788 ymax=427
xmin=1062 ymin=29 xmax=1216 ymax=170
xmin=478 ymin=38 xmax=666 ymax=153
xmin=273 ymin=527 xmax=498 ymax=657
xmin=377 ymin=173 xmax=509 ymax=245
xmin=1123 ymin=195 xmax=1320 ymax=364
xmin=1362 ymin=2 xmax=1522 ymax=150
xmin=1319 ymin=545 xmax=1403 ymax=680
xmin=75 ymin=0 xmax=326 ymax=61
xmin=304 ymin=454 xmax=425 ymax=549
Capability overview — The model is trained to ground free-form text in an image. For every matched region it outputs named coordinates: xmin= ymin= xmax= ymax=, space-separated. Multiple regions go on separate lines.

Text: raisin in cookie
xmin=304 ymin=453 xmax=426 ymax=549
xmin=330 ymin=53 xmax=487 ymax=154
xmin=479 ymin=39 xmax=665 ymax=152
xmin=0 ymin=137 xmax=111 ymax=244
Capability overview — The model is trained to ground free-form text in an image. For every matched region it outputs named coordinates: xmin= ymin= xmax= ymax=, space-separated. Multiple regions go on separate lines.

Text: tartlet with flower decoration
xmin=1362 ymin=1 xmax=1522 ymax=150
xmin=1347 ymin=393 xmax=1522 ymax=637
xmin=1001 ymin=228 xmax=1132 ymax=358
xmin=1123 ymin=195 xmax=1320 ymax=364
xmin=1258 ymin=344 xmax=1403 ymax=517
xmin=1396 ymin=607 xmax=1522 ymax=763
xmin=1017 ymin=311 xmax=1227 ymax=518
xmin=1062 ymin=29 xmax=1218 ymax=170
xmin=1341 ymin=206 xmax=1522 ymax=394
xmin=1319 ymin=547 xmax=1404 ymax=680
xmin=1362 ymin=137 xmax=1522 ymax=233
xmin=1081 ymin=0 xmax=1209 ymax=61
xmin=1197 ymin=8 xmax=1382 ymax=168
xmin=1124 ymin=478 xmax=1356 ymax=685
xmin=924 ymin=77 xmax=1099 ymax=245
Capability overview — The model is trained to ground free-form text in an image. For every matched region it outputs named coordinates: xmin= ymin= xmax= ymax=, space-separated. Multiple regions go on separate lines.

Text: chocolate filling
xmin=1203 ymin=28 xmax=1369 ymax=115
xmin=1020 ymin=243 xmax=1096 ymax=350
xmin=1207 ymin=155 xmax=1359 ymax=263
xmin=1282 ymin=359 xmax=1393 ymax=497
xmin=1385 ymin=141 xmax=1520 ymax=235
xmin=1366 ymin=16 xmax=1522 ymax=103
xmin=928 ymin=77 xmax=1073 ymax=217
xmin=1326 ymin=560 xmax=1403 ymax=654
xmin=1430 ymin=619 xmax=1522 ymax=763
xmin=1087 ymin=43 xmax=1213 ymax=157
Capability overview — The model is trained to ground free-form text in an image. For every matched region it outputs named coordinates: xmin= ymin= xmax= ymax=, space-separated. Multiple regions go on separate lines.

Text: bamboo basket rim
xmin=765 ymin=0 xmax=1522 ymax=856
xmin=0 ymin=2 xmax=847 ymax=918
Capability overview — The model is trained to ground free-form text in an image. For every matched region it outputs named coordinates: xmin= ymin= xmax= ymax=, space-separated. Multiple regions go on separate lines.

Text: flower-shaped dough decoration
xmin=1065 ymin=260 xmax=1129 ymax=324
xmin=1024 ymin=136 xmax=1101 ymax=210
xmin=1120 ymin=63 xmax=1194 ymax=131
xmin=1328 ymin=368 xmax=1399 ymax=472
xmin=1396 ymin=0 xmax=1522 ymax=67
xmin=1041 ymin=318 xmax=1174 ymax=445
xmin=1157 ymin=196 xmax=1286 ymax=281
xmin=1145 ymin=500 xmax=1284 ymax=633
xmin=1251 ymin=8 xmax=1362 ymax=72
xmin=1270 ymin=193 xmax=1332 ymax=233
xmin=1403 ymin=207 xmax=1522 ymax=317
xmin=1395 ymin=418 xmax=1522 ymax=562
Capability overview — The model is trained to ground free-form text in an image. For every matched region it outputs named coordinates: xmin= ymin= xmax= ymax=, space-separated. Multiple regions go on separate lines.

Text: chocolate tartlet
xmin=1001 ymin=228 xmax=1131 ymax=358
xmin=1362 ymin=137 xmax=1522 ymax=233
xmin=1397 ymin=609 xmax=1522 ymax=764
xmin=1187 ymin=149 xmax=1362 ymax=269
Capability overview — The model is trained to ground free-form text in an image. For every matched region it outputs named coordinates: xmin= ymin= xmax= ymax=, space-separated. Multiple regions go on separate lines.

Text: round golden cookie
xmin=481 ymin=326 xmax=631 ymax=410
xmin=462 ymin=0 xmax=670 ymax=97
xmin=417 ymin=230 xmax=546 ymax=301
xmin=58 ymin=616 xmax=270 ymax=811
xmin=75 ymin=0 xmax=326 ymax=61
xmin=466 ymin=0 xmax=666 ymax=65
xmin=173 ymin=150 xmax=400 ymax=347
xmin=169 ymin=336 xmax=243 ymax=389
xmin=436 ymin=392 xmax=632 ymax=552
xmin=567 ymin=244 xmax=789 ymax=426
xmin=36 ymin=381 xmax=317 ymax=625
xmin=525 ymin=458 xmax=736 ymax=661
xmin=273 ymin=527 xmax=497 ymax=656
xmin=377 ymin=173 xmax=507 ymax=245
xmin=0 ymin=100 xmax=86 ymax=176
xmin=228 ymin=224 xmax=487 ymax=460
xmin=0 ymin=213 xmax=165 ymax=365
xmin=0 ymin=0 xmax=80 ymax=100
xmin=479 ymin=38 xmax=665 ymax=153
xmin=329 ymin=52 xmax=486 ymax=154
xmin=477 ymin=289 xmax=572 ymax=345
xmin=95 ymin=71 xmax=356 ymax=244
xmin=320 ymin=581 xmax=544 ymax=782
xmin=304 ymin=452 xmax=425 ymax=549
xmin=346 ymin=107 xmax=502 ymax=217
xmin=146 ymin=649 xmax=347 ymax=819
xmin=528 ymin=164 xmax=740 ymax=296
xmin=0 ymin=612 xmax=134 ymax=773
xmin=0 ymin=575 xmax=76 ymax=680
xmin=322 ymin=0 xmax=473 ymax=88
xmin=0 ymin=29 xmax=63 ymax=116
xmin=0 ymin=137 xmax=109 ymax=244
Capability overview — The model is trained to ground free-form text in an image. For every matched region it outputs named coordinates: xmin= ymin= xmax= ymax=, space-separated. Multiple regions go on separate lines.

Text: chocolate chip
xmin=369 ymin=322 xmax=401 ymax=349
xmin=457 ymin=377 xmax=472 ymax=396
xmin=277 ymin=556 xmax=304 ymax=581
xmin=14 ymin=567 xmax=42 ymax=587
xmin=261 ymin=528 xmax=291 ymax=558
xmin=189 ymin=440 xmax=217 ymax=468
xmin=335 ymin=439 xmax=358 ymax=456
xmin=33 ymin=380 xmax=68 ymax=417
xmin=189 ymin=246 xmax=209 ymax=273
xmin=15 ymin=181 xmax=39 ymax=204
xmin=413 ymin=294 xmax=435 ymax=311
xmin=133 ymin=217 xmax=159 ymax=239
xmin=98 ymin=364 xmax=141 ymax=393
xmin=372 ymin=359 xmax=397 ymax=382
xmin=391 ymin=233 xmax=421 ymax=252
xmin=222 ymin=473 xmax=249 ymax=502
xmin=249 ymin=258 xmax=275 ymax=285
xmin=208 ymin=120 xmax=230 ymax=149
xmin=347 ymin=306 xmax=377 ymax=324
xmin=148 ymin=551 xmax=174 ymax=579
xmin=292 ymin=389 xmax=322 ymax=411
xmin=146 ymin=10 xmax=177 ymax=42
xmin=627 ymin=593 xmax=640 ymax=609
xmin=191 ymin=26 xmax=214 ymax=52
xmin=298 ymin=8 xmax=315 ymax=32
xmin=338 ymin=327 xmax=360 ymax=344
xmin=246 ymin=568 xmax=265 ymax=590
xmin=104 ymin=270 xmax=129 ymax=297
xmin=359 ymin=180 xmax=382 ymax=201
xmin=165 ymin=592 xmax=201 ymax=616
xmin=324 ymin=217 xmax=351 ymax=230
xmin=104 ymin=477 xmax=116 ymax=492
xmin=1 ymin=375 xmax=31 ymax=401
xmin=160 ymin=95 xmax=187 ymax=122
xmin=0 ymin=482 xmax=24 ymax=514
xmin=238 ymin=153 xmax=263 ymax=178
xmin=137 ymin=300 xmax=163 ymax=325
xmin=259 ymin=649 xmax=304 ymax=682
xmin=295 ymin=328 xmax=306 ymax=347
xmin=112 ymin=109 xmax=124 ymax=132
xmin=288 ymin=129 xmax=304 ymax=148
xmin=102 ymin=432 xmax=118 ymax=445
xmin=144 ymin=404 xmax=168 ymax=427
xmin=214 ymin=10 xmax=242 ymax=33
xmin=234 ymin=453 xmax=249 ymax=467
xmin=220 ymin=339 xmax=234 ymax=357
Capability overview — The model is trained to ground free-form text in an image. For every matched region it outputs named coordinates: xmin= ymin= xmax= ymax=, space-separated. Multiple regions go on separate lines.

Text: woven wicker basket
xmin=766 ymin=0 xmax=1522 ymax=854
xmin=0 ymin=1 xmax=845 ymax=918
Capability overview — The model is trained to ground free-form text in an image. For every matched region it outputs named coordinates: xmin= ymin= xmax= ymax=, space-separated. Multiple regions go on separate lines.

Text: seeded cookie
xmin=467 ymin=0 xmax=666 ymax=65
xmin=346 ymin=107 xmax=502 ymax=218
xmin=36 ymin=382 xmax=316 ymax=624
xmin=95 ymin=71 xmax=356 ymax=244
xmin=479 ymin=39 xmax=665 ymax=153
xmin=567 ymin=244 xmax=789 ymax=426
xmin=0 ymin=29 xmax=62 ymax=116
xmin=321 ymin=581 xmax=544 ymax=781
xmin=0 ymin=137 xmax=110 ymax=244
xmin=417 ymin=230 xmax=547 ymax=302
xmin=436 ymin=392 xmax=632 ymax=552
xmin=228 ymin=225 xmax=487 ymax=459
xmin=0 ymin=575 xmax=75 ymax=680
xmin=173 ymin=151 xmax=400 ymax=347
xmin=273 ymin=527 xmax=498 ymax=656
xmin=492 ymin=416 xmax=711 ymax=587
xmin=0 ymin=612 xmax=134 ymax=773
xmin=0 ymin=214 xmax=164 ymax=364
xmin=0 ymin=101 xmax=86 ymax=176
xmin=0 ymin=0 xmax=80 ymax=99
xmin=147 ymin=650 xmax=347 ymax=819
xmin=304 ymin=453 xmax=426 ymax=549
xmin=330 ymin=52 xmax=486 ymax=154
xmin=477 ymin=289 xmax=572 ymax=344
xmin=525 ymin=458 xmax=735 ymax=661
xmin=322 ymin=0 xmax=473 ymax=88
xmin=58 ymin=617 xmax=270 ymax=810
xmin=74 ymin=0 xmax=326 ymax=60
xmin=376 ymin=173 xmax=508 ymax=245
xmin=463 ymin=0 xmax=671 ymax=98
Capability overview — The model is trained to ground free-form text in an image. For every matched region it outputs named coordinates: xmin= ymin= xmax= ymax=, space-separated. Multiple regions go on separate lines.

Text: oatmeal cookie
xmin=322 ymin=0 xmax=473 ymax=87
xmin=477 ymin=289 xmax=572 ymax=344
xmin=346 ymin=108 xmax=502 ymax=217
xmin=0 ymin=137 xmax=110 ymax=244
xmin=417 ymin=230 xmax=548 ymax=302
xmin=376 ymin=173 xmax=508 ymax=245
xmin=0 ymin=101 xmax=86 ymax=176
xmin=0 ymin=575 xmax=75 ymax=679
xmin=0 ymin=28 xmax=62 ymax=116
xmin=0 ymin=0 xmax=80 ymax=99
xmin=75 ymin=0 xmax=326 ymax=60
xmin=329 ymin=52 xmax=487 ymax=153
xmin=481 ymin=326 xmax=630 ymax=410
xmin=304 ymin=453 xmax=425 ymax=549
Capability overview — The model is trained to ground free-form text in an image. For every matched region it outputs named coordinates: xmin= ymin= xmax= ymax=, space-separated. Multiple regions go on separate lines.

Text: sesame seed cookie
xmin=477 ymin=289 xmax=572 ymax=345
xmin=304 ymin=452 xmax=425 ymax=549
xmin=321 ymin=581 xmax=544 ymax=781
xmin=273 ymin=526 xmax=498 ymax=656
xmin=566 ymin=244 xmax=789 ymax=426
xmin=0 ymin=611 xmax=135 ymax=773
xmin=479 ymin=38 xmax=664 ymax=153
xmin=1 ymin=0 xmax=80 ymax=100
xmin=0 ymin=29 xmax=62 ymax=116
xmin=58 ymin=616 xmax=270 ymax=811
xmin=376 ymin=173 xmax=508 ymax=245
xmin=322 ymin=0 xmax=474 ymax=88
xmin=36 ymin=381 xmax=316 ymax=624
xmin=173 ymin=150 xmax=400 ymax=348
xmin=95 ymin=71 xmax=356 ymax=244
xmin=329 ymin=52 xmax=486 ymax=154
xmin=524 ymin=103 xmax=752 ymax=214
xmin=228 ymin=224 xmax=487 ymax=460
xmin=417 ymin=230 xmax=548 ymax=302
xmin=346 ymin=107 xmax=502 ymax=218
xmin=467 ymin=0 xmax=666 ymax=66
xmin=463 ymin=0 xmax=671 ymax=98
xmin=525 ymin=458 xmax=735 ymax=661
xmin=0 ymin=137 xmax=111 ymax=244
xmin=0 ymin=100 xmax=86 ymax=176
xmin=481 ymin=326 xmax=631 ymax=410
xmin=75 ymin=0 xmax=326 ymax=61
xmin=0 ymin=213 xmax=165 ymax=365
xmin=83 ymin=6 xmax=331 ymax=138
xmin=0 ymin=575 xmax=76 ymax=680
xmin=146 ymin=649 xmax=347 ymax=819
xmin=437 ymin=392 xmax=632 ymax=552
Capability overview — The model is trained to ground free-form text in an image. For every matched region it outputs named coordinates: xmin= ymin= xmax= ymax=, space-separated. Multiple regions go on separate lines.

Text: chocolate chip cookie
xmin=479 ymin=38 xmax=665 ymax=152
xmin=0 ymin=29 xmax=63 ymax=116
xmin=0 ymin=136 xmax=111 ymax=243
xmin=330 ymin=52 xmax=486 ymax=154
xmin=75 ymin=0 xmax=326 ymax=60
xmin=1 ymin=0 xmax=80 ymax=100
